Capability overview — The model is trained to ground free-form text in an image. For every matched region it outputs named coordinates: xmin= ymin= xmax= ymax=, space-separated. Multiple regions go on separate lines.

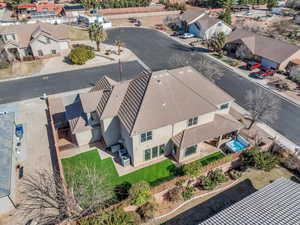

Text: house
xmin=78 ymin=10 xmax=112 ymax=27
xmin=48 ymin=66 xmax=243 ymax=167
xmin=0 ymin=113 xmax=16 ymax=214
xmin=0 ymin=23 xmax=69 ymax=61
xmin=17 ymin=2 xmax=64 ymax=19
xmin=180 ymin=9 xmax=232 ymax=40
xmin=226 ymin=29 xmax=300 ymax=70
xmin=200 ymin=178 xmax=300 ymax=225
xmin=62 ymin=4 xmax=85 ymax=17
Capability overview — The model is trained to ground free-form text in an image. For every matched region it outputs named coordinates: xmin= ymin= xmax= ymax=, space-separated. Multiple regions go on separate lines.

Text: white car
xmin=182 ymin=33 xmax=195 ymax=39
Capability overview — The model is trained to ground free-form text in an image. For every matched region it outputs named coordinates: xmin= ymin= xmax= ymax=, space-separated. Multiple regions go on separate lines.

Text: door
xmin=261 ymin=58 xmax=278 ymax=69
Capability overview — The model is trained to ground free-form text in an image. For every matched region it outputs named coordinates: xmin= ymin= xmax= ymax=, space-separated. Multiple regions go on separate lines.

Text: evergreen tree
xmin=218 ymin=8 xmax=232 ymax=25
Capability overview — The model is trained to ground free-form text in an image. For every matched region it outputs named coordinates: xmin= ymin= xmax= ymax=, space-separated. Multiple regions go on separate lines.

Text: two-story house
xmin=0 ymin=23 xmax=69 ymax=62
xmin=49 ymin=66 xmax=243 ymax=167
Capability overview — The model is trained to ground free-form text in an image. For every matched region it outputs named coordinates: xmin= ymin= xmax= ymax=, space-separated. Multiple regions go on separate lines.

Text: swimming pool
xmin=225 ymin=135 xmax=249 ymax=153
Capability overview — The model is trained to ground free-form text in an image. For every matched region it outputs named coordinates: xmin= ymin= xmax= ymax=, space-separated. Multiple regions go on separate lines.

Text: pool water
xmin=226 ymin=140 xmax=248 ymax=152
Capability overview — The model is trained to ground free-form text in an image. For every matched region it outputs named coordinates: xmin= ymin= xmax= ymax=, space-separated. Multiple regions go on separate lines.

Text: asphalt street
xmin=0 ymin=27 xmax=299 ymax=145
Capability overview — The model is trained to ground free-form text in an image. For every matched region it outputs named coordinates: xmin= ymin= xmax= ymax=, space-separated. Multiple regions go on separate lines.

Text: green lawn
xmin=61 ymin=150 xmax=224 ymax=188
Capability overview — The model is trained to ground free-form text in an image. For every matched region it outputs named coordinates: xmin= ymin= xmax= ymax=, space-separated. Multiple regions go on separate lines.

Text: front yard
xmin=61 ymin=149 xmax=224 ymax=188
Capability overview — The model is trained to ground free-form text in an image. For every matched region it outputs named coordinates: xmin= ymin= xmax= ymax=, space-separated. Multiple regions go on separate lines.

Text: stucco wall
xmin=120 ymin=122 xmax=134 ymax=164
xmin=101 ymin=117 xmax=121 ymax=147
xmin=30 ymin=34 xmax=69 ymax=57
xmin=75 ymin=128 xmax=101 ymax=146
xmin=178 ymin=141 xmax=208 ymax=162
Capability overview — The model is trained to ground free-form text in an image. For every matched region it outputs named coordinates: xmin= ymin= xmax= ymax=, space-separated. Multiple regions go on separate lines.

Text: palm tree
xmin=114 ymin=40 xmax=125 ymax=55
xmin=88 ymin=24 xmax=107 ymax=52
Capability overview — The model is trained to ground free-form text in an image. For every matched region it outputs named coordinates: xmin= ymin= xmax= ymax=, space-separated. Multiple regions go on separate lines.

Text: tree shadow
xmin=161 ymin=179 xmax=257 ymax=225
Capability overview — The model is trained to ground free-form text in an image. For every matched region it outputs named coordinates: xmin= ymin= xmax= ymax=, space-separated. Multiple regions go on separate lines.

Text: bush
xmin=68 ymin=47 xmax=95 ymax=65
xmin=181 ymin=186 xmax=196 ymax=200
xmin=166 ymin=186 xmax=183 ymax=202
xmin=0 ymin=62 xmax=9 ymax=69
xmin=114 ymin=181 xmax=132 ymax=201
xmin=240 ymin=148 xmax=279 ymax=172
xmin=77 ymin=207 xmax=138 ymax=225
xmin=129 ymin=181 xmax=152 ymax=206
xmin=183 ymin=161 xmax=203 ymax=177
xmin=72 ymin=44 xmax=94 ymax=51
xmin=137 ymin=201 xmax=158 ymax=222
xmin=200 ymin=169 xmax=228 ymax=191
xmin=228 ymin=170 xmax=242 ymax=180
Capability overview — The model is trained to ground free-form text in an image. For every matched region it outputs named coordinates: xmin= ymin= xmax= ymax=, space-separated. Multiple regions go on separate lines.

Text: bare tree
xmin=168 ymin=53 xmax=224 ymax=81
xmin=245 ymin=88 xmax=281 ymax=129
xmin=18 ymin=165 xmax=113 ymax=225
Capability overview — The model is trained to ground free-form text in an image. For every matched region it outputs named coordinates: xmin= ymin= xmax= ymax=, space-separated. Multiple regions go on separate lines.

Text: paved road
xmin=0 ymin=61 xmax=145 ymax=104
xmin=0 ymin=27 xmax=299 ymax=145
xmin=106 ymin=27 xmax=300 ymax=145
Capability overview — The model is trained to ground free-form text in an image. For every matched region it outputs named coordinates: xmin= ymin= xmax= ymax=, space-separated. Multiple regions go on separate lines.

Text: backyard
xmin=61 ymin=149 xmax=224 ymax=188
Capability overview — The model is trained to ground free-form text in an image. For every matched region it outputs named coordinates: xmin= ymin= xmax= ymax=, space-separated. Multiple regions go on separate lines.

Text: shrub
xmin=137 ymin=201 xmax=158 ymax=222
xmin=183 ymin=161 xmax=203 ymax=177
xmin=240 ymin=148 xmax=279 ymax=172
xmin=72 ymin=44 xmax=94 ymax=51
xmin=166 ymin=186 xmax=183 ymax=202
xmin=228 ymin=170 xmax=242 ymax=180
xmin=181 ymin=186 xmax=196 ymax=200
xmin=114 ymin=181 xmax=132 ymax=201
xmin=68 ymin=47 xmax=95 ymax=65
xmin=129 ymin=181 xmax=152 ymax=206
xmin=0 ymin=62 xmax=9 ymax=69
xmin=77 ymin=207 xmax=138 ymax=225
xmin=200 ymin=169 xmax=228 ymax=190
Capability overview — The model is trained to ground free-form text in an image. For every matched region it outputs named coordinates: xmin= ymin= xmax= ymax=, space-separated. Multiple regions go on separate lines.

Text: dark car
xmin=247 ymin=61 xmax=261 ymax=70
xmin=254 ymin=68 xmax=277 ymax=79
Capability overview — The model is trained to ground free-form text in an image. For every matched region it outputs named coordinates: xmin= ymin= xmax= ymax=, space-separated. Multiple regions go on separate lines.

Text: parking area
xmin=234 ymin=9 xmax=273 ymax=19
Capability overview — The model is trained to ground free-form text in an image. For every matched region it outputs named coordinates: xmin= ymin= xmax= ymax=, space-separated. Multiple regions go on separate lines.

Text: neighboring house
xmin=0 ymin=113 xmax=16 ymax=214
xmin=0 ymin=23 xmax=69 ymax=61
xmin=17 ymin=2 xmax=64 ymax=19
xmin=180 ymin=9 xmax=232 ymax=40
xmin=226 ymin=29 xmax=300 ymax=70
xmin=200 ymin=178 xmax=300 ymax=225
xmin=48 ymin=66 xmax=243 ymax=167
xmin=62 ymin=4 xmax=85 ymax=17
xmin=78 ymin=11 xmax=112 ymax=27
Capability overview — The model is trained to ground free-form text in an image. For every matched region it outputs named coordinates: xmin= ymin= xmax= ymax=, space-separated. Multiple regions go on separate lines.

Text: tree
xmin=68 ymin=46 xmax=95 ymax=65
xmin=129 ymin=181 xmax=152 ymax=206
xmin=80 ymin=0 xmax=98 ymax=9
xmin=218 ymin=8 xmax=232 ymax=25
xmin=267 ymin=0 xmax=277 ymax=10
xmin=89 ymin=24 xmax=107 ymax=51
xmin=289 ymin=65 xmax=300 ymax=83
xmin=7 ymin=0 xmax=25 ymax=17
xmin=208 ymin=32 xmax=226 ymax=56
xmin=245 ymin=88 xmax=280 ymax=129
xmin=136 ymin=202 xmax=158 ymax=222
xmin=114 ymin=40 xmax=125 ymax=55
xmin=18 ymin=167 xmax=112 ymax=225
xmin=183 ymin=161 xmax=203 ymax=178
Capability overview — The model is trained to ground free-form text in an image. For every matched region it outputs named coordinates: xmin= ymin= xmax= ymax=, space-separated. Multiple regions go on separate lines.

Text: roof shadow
xmin=162 ymin=179 xmax=257 ymax=225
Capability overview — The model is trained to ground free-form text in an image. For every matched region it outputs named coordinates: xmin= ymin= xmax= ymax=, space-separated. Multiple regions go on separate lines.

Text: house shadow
xmin=161 ymin=179 xmax=257 ymax=225
xmin=170 ymin=43 xmax=193 ymax=52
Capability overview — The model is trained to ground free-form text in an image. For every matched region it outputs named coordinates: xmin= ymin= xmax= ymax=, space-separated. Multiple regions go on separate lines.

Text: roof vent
xmin=157 ymin=79 xmax=161 ymax=84
xmin=162 ymin=103 xmax=166 ymax=107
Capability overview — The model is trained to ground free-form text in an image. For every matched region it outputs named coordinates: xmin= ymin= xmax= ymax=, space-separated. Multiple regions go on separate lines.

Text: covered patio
xmin=172 ymin=114 xmax=244 ymax=163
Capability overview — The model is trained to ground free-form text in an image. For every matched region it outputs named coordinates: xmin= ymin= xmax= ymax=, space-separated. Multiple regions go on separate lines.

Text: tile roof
xmin=90 ymin=75 xmax=117 ymax=92
xmin=0 ymin=113 xmax=14 ymax=198
xmin=172 ymin=114 xmax=243 ymax=149
xmin=0 ymin=23 xmax=69 ymax=48
xmin=181 ymin=9 xmax=206 ymax=24
xmin=79 ymin=91 xmax=104 ymax=113
xmin=227 ymin=29 xmax=300 ymax=64
xmin=48 ymin=97 xmax=66 ymax=125
xmin=200 ymin=178 xmax=300 ymax=225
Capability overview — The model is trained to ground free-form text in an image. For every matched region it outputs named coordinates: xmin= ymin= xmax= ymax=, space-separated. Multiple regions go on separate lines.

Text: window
xmin=220 ymin=103 xmax=229 ymax=110
xmin=144 ymin=149 xmax=151 ymax=161
xmin=187 ymin=117 xmax=198 ymax=127
xmin=185 ymin=145 xmax=197 ymax=157
xmin=159 ymin=144 xmax=165 ymax=156
xmin=152 ymin=146 xmax=158 ymax=158
xmin=38 ymin=50 xmax=43 ymax=56
xmin=51 ymin=49 xmax=56 ymax=55
xmin=140 ymin=131 xmax=152 ymax=143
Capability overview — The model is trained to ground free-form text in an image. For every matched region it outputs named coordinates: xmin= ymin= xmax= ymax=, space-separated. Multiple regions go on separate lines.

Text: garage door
xmin=261 ymin=58 xmax=278 ymax=69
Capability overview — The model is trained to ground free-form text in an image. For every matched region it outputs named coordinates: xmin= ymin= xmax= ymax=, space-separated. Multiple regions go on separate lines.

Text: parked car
xmin=128 ymin=17 xmax=137 ymax=23
xmin=247 ymin=61 xmax=261 ymax=70
xmin=254 ymin=68 xmax=277 ymax=79
xmin=15 ymin=124 xmax=24 ymax=138
xmin=171 ymin=31 xmax=184 ymax=36
xmin=134 ymin=20 xmax=142 ymax=26
xmin=181 ymin=33 xmax=195 ymax=39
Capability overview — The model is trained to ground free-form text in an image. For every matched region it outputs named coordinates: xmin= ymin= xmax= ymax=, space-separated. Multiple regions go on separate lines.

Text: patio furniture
xmin=118 ymin=148 xmax=127 ymax=158
xmin=121 ymin=154 xmax=130 ymax=167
